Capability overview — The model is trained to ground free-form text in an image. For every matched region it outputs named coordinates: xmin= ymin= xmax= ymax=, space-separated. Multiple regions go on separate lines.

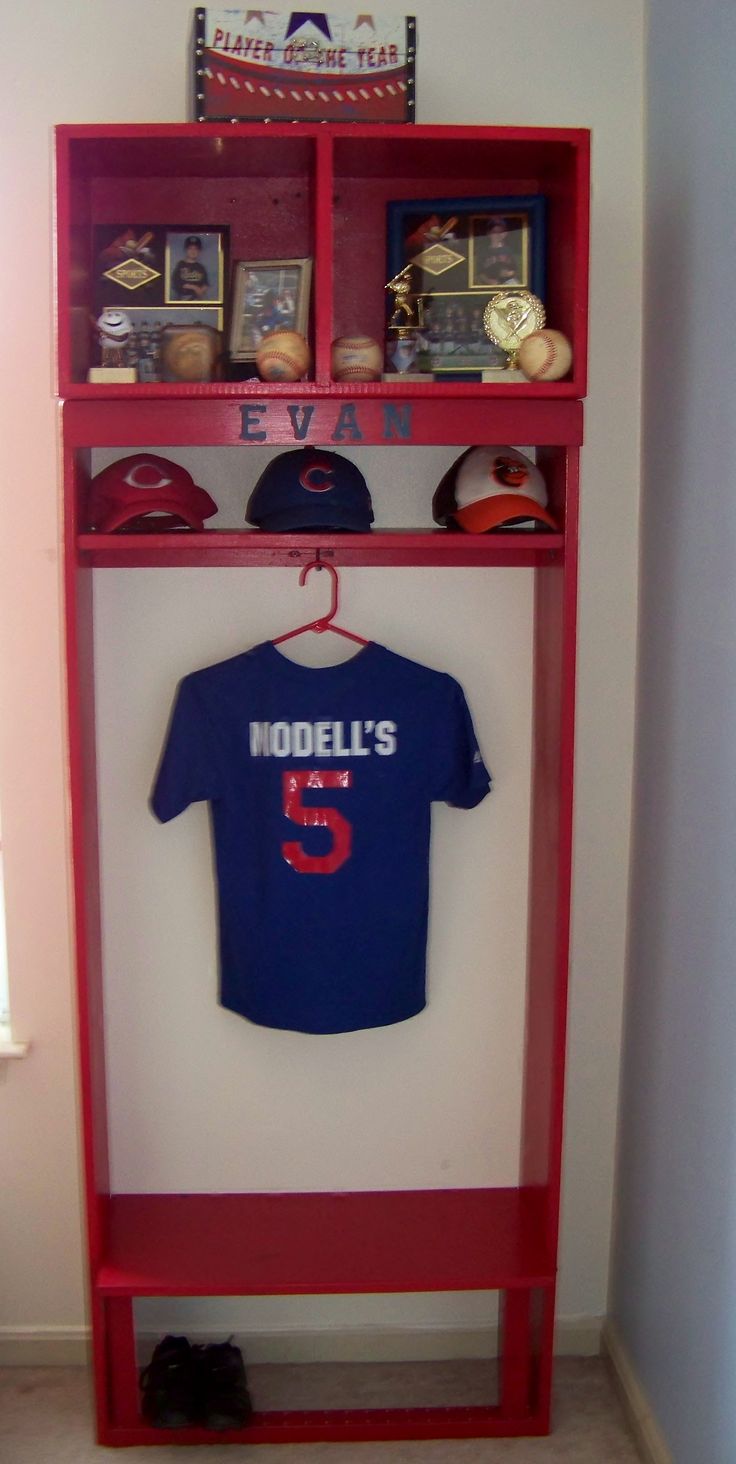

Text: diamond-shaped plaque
xmin=103 ymin=258 xmax=161 ymax=292
xmin=410 ymin=243 xmax=464 ymax=278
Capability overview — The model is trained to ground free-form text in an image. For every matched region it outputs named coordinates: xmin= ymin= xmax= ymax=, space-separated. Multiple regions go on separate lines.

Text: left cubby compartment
xmin=55 ymin=124 xmax=325 ymax=393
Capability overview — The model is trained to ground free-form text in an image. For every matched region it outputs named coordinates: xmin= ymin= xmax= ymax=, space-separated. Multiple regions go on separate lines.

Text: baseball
xmin=331 ymin=335 xmax=383 ymax=383
xmin=517 ymin=328 xmax=573 ymax=382
xmin=256 ymin=330 xmax=311 ymax=382
xmin=161 ymin=324 xmax=220 ymax=382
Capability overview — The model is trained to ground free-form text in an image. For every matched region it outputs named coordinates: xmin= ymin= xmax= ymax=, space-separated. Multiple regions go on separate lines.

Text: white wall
xmin=610 ymin=2 xmax=736 ymax=1458
xmin=0 ymin=0 xmax=643 ymax=1359
xmin=94 ymin=485 xmax=532 ymax=1198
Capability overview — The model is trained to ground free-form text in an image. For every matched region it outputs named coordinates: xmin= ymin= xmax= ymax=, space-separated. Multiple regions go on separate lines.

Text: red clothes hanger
xmin=273 ymin=555 xmax=369 ymax=646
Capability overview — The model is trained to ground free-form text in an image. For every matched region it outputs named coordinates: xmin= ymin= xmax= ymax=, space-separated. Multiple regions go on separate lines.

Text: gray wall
xmin=610 ymin=2 xmax=736 ymax=1460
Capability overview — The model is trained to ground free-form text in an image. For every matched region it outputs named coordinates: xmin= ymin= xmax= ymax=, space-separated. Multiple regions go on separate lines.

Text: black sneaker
xmin=139 ymin=1334 xmax=199 ymax=1428
xmin=198 ymin=1339 xmax=253 ymax=1430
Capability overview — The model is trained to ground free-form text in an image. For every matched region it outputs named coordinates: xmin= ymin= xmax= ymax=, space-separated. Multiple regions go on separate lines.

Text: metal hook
xmin=298 ymin=556 xmax=339 ymax=627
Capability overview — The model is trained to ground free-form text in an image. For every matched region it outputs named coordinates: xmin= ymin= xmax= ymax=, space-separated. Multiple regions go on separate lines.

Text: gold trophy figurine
xmin=385 ymin=264 xmax=421 ymax=374
xmin=386 ymin=264 xmax=417 ymax=328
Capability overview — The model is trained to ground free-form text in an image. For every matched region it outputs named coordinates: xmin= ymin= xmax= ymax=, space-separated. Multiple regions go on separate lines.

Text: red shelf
xmin=97 ymin=1188 xmax=555 ymax=1298
xmin=77 ymin=529 xmax=565 ymax=569
xmin=62 ymin=378 xmax=581 ymax=400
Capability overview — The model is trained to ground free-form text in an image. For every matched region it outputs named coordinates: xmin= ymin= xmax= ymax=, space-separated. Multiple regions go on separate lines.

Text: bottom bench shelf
xmin=95 ymin=1186 xmax=556 ymax=1296
xmin=91 ymin=1188 xmax=558 ymax=1442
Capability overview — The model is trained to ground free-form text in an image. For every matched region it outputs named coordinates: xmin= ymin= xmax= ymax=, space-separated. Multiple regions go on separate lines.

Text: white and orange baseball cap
xmin=432 ymin=446 xmax=558 ymax=533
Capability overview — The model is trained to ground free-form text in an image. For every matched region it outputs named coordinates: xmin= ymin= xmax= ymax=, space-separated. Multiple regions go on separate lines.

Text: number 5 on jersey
xmin=282 ymin=769 xmax=353 ymax=874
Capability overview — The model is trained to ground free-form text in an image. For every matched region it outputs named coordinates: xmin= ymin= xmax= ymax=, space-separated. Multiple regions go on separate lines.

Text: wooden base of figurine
xmin=381 ymin=372 xmax=434 ymax=382
xmin=482 ymin=368 xmax=528 ymax=383
xmin=88 ymin=367 xmax=138 ymax=383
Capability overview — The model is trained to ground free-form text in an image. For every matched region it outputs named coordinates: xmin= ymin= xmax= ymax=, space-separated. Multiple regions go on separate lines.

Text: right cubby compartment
xmin=326 ymin=125 xmax=589 ymax=397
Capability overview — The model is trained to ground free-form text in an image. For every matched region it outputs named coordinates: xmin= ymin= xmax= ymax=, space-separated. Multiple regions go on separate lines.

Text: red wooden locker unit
xmin=56 ymin=122 xmax=589 ymax=1445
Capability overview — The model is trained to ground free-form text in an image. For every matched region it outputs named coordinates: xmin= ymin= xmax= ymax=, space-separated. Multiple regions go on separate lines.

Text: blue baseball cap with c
xmin=246 ymin=447 xmax=374 ymax=532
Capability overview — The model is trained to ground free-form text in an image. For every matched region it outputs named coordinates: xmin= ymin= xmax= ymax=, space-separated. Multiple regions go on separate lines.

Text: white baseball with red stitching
xmin=331 ymin=335 xmax=383 ymax=382
xmin=517 ymin=329 xmax=573 ymax=382
xmin=256 ymin=330 xmax=311 ymax=382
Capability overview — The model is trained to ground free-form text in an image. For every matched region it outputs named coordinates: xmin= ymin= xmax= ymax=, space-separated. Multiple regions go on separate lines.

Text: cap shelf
xmin=76 ymin=528 xmax=566 ymax=569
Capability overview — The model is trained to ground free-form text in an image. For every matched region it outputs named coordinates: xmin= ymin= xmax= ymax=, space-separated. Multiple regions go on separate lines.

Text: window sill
xmin=0 ymin=1027 xmax=30 ymax=1060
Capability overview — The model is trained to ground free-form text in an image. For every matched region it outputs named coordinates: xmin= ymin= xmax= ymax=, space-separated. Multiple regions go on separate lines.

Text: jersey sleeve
xmin=431 ymin=676 xmax=492 ymax=808
xmin=150 ymin=674 xmax=221 ymax=822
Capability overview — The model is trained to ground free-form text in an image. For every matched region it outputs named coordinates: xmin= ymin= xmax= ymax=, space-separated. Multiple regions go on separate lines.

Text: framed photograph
xmin=164 ymin=230 xmax=226 ymax=305
xmin=229 ymin=258 xmax=312 ymax=362
xmin=386 ymin=195 xmax=546 ymax=376
xmin=113 ymin=306 xmax=224 ymax=383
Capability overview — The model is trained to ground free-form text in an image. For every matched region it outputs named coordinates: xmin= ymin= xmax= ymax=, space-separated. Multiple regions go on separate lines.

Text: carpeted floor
xmin=0 ymin=1358 xmax=641 ymax=1462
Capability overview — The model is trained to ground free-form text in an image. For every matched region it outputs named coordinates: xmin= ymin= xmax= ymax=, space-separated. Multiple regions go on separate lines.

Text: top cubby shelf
xmin=55 ymin=122 xmax=590 ymax=403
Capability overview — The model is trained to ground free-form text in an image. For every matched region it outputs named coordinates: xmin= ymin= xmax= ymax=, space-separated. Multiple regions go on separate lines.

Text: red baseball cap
xmin=89 ymin=454 xmax=217 ymax=533
xmin=433 ymin=446 xmax=558 ymax=533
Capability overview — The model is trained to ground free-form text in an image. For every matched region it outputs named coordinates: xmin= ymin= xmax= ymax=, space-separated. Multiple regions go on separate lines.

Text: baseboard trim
xmin=555 ymin=1315 xmax=603 ymax=1357
xmin=602 ymin=1319 xmax=673 ymax=1464
xmin=0 ymin=1327 xmax=90 ymax=1367
xmin=0 ymin=1316 xmax=602 ymax=1368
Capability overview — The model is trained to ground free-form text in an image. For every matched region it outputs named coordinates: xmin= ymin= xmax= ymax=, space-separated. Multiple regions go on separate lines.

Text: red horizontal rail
xmin=63 ymin=397 xmax=583 ymax=448
xmin=77 ymin=530 xmax=564 ymax=569
xmin=60 ymin=379 xmax=581 ymax=401
xmin=58 ymin=120 xmax=590 ymax=144
xmin=102 ymin=1404 xmax=548 ymax=1447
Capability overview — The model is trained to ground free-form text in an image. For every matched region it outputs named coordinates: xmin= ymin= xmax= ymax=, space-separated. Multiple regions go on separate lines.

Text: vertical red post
xmin=313 ymin=132 xmax=334 ymax=384
xmin=54 ymin=132 xmax=71 ymax=392
xmin=499 ymin=1289 xmax=532 ymax=1417
xmin=532 ymin=1284 xmax=557 ymax=1431
xmin=63 ymin=433 xmax=114 ymax=1437
xmin=521 ymin=448 xmax=580 ymax=1231
xmin=106 ymin=1297 xmax=140 ymax=1427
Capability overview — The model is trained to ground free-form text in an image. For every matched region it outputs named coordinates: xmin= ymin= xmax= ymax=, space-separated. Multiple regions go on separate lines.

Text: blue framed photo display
xmin=386 ymin=194 xmax=546 ymax=376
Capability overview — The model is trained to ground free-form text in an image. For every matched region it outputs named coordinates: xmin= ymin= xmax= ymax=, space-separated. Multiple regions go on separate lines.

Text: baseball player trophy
xmin=384 ymin=265 xmax=431 ymax=378
xmin=482 ymin=289 xmax=546 ymax=381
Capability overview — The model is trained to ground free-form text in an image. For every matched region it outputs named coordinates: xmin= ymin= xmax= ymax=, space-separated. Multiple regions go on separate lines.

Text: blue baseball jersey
xmin=151 ymin=641 xmax=491 ymax=1034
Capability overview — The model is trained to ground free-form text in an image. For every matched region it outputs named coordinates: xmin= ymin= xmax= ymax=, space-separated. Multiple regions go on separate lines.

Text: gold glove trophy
xmin=482 ymin=289 xmax=546 ymax=380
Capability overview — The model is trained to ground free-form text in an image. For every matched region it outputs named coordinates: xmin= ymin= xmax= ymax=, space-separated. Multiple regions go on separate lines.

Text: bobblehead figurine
xmin=88 ymin=308 xmax=137 ymax=382
xmin=96 ymin=307 xmax=132 ymax=367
